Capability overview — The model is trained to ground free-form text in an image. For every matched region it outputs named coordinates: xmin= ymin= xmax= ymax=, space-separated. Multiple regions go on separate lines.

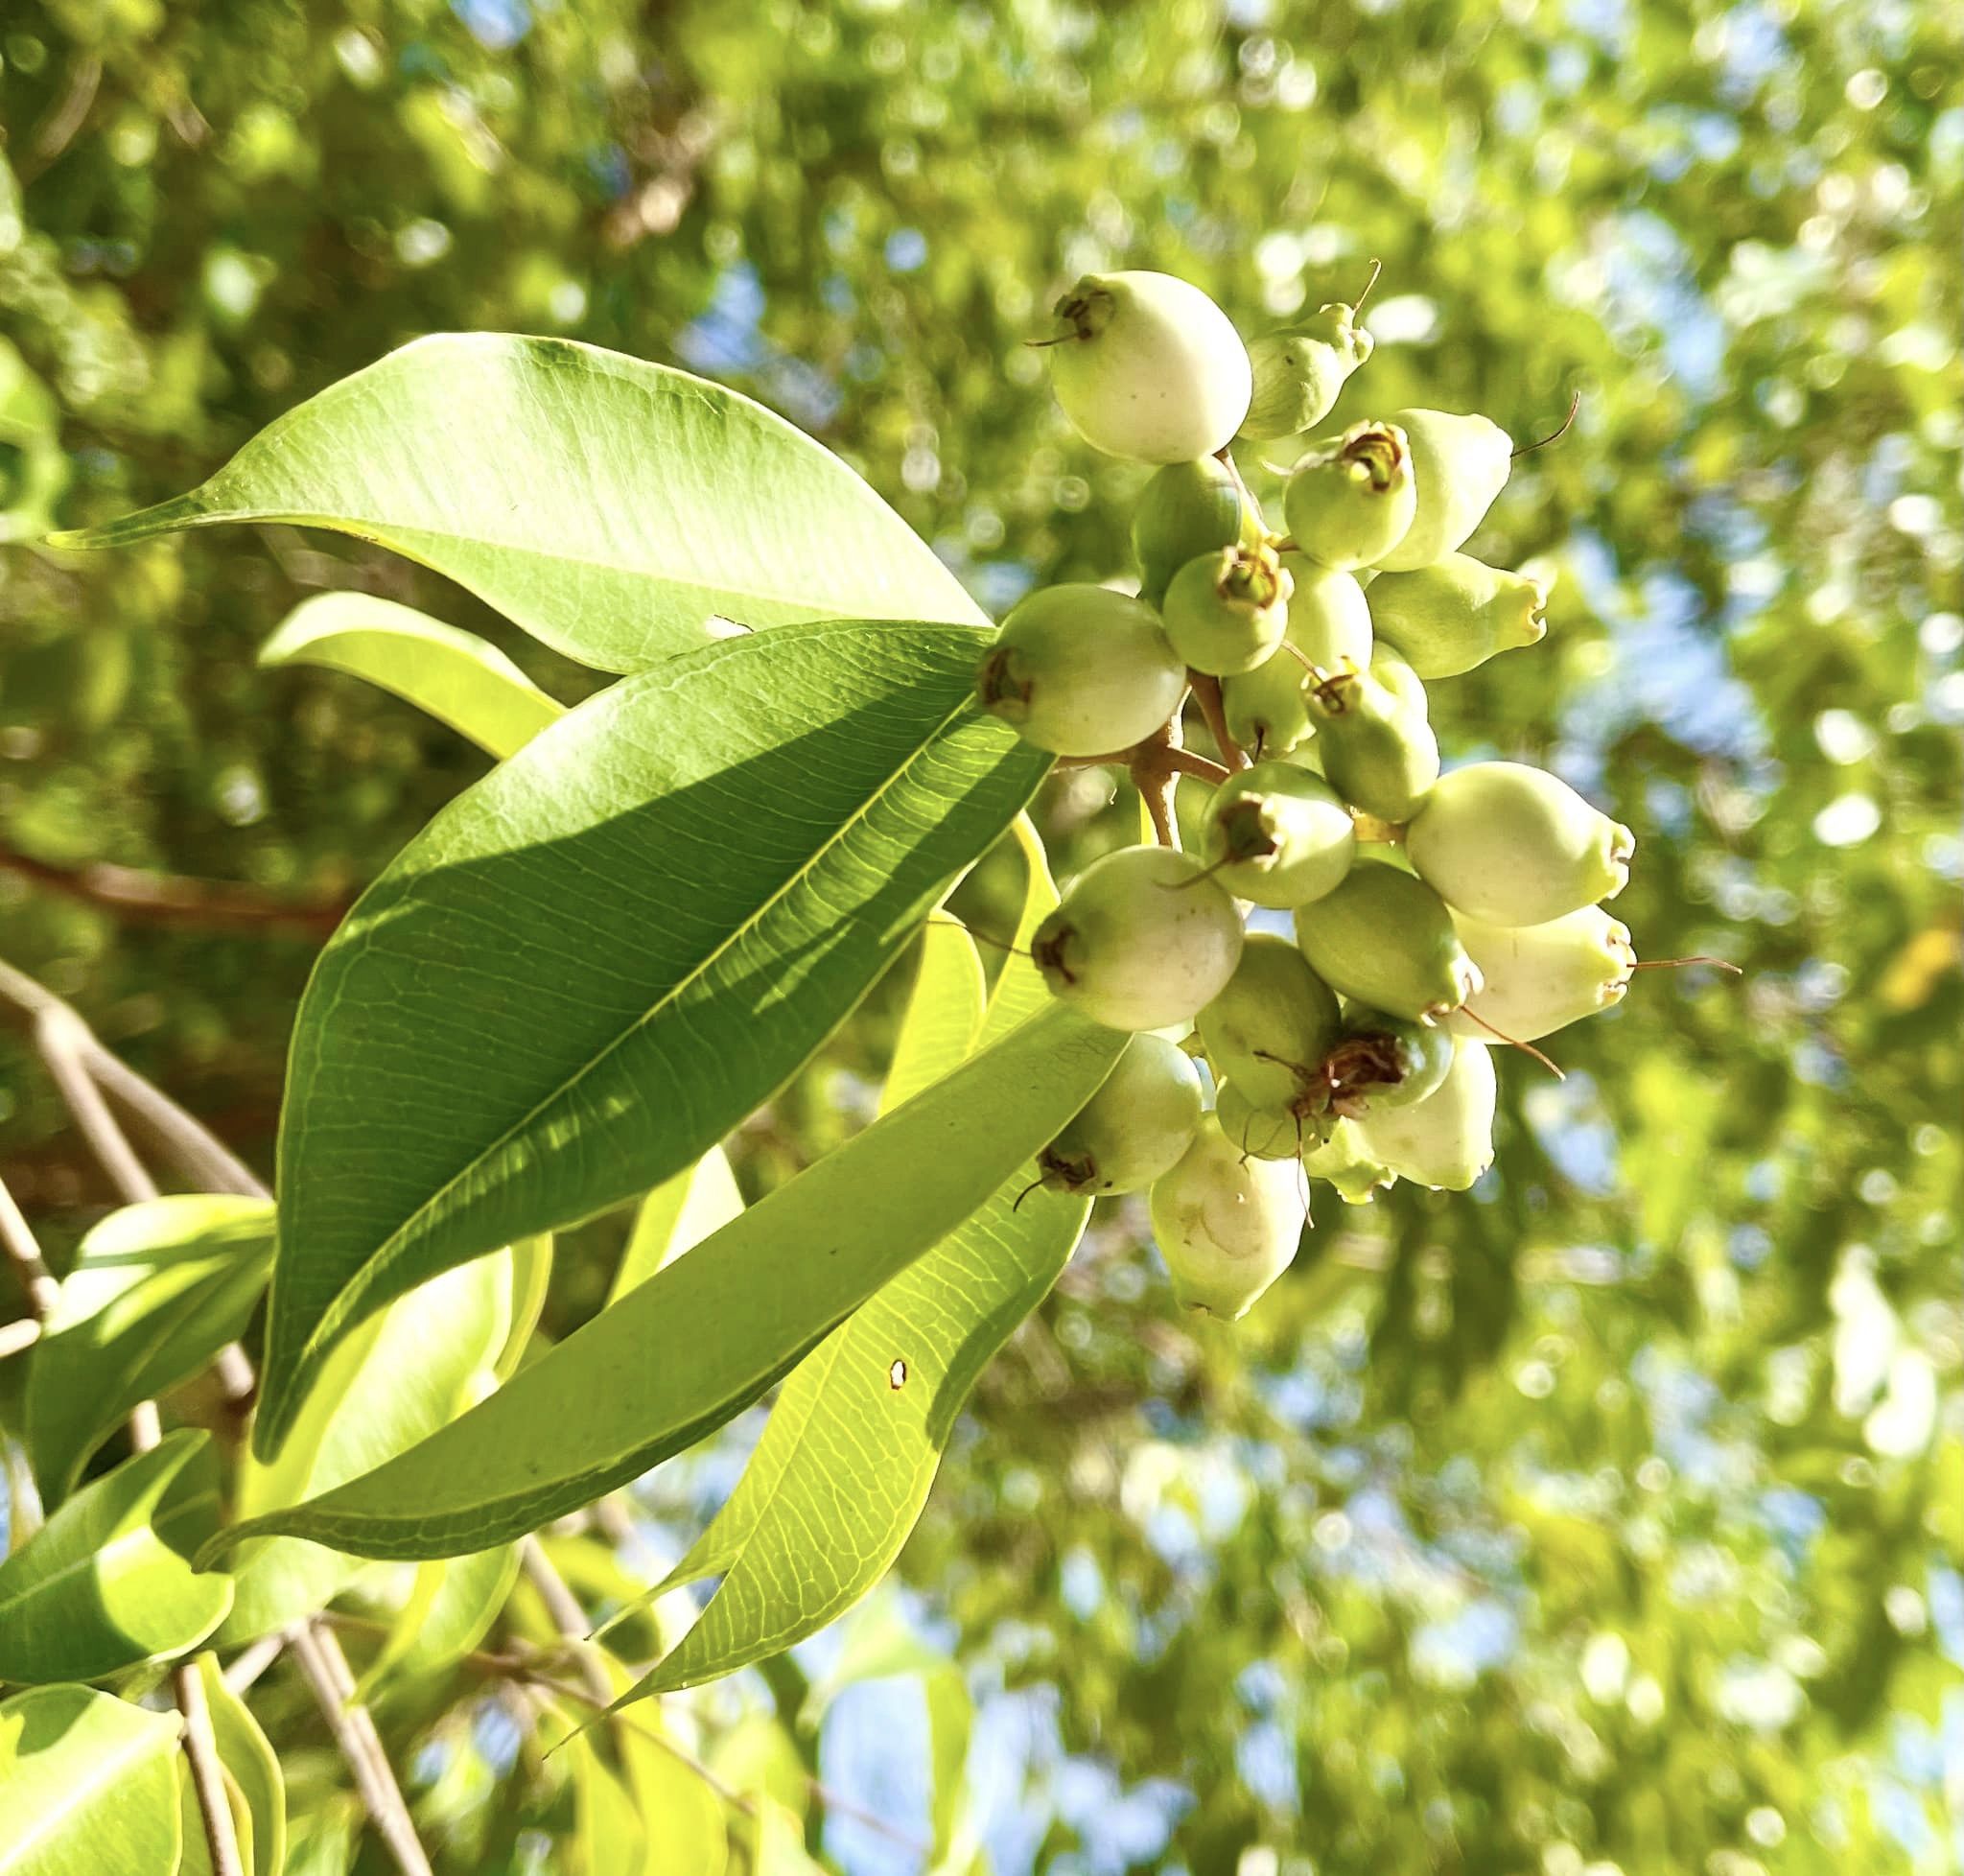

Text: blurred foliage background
xmin=1 ymin=0 xmax=1960 ymax=1871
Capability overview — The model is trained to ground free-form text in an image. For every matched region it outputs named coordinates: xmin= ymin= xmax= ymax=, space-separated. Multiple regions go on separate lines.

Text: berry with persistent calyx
xmin=1239 ymin=297 xmax=1375 ymax=442
xmin=1214 ymin=1083 xmax=1303 ymax=1161
xmin=1295 ymin=858 xmax=1483 ymax=1021
xmin=1280 ymin=554 xmax=1374 ymax=671
xmin=1373 ymin=409 xmax=1511 ymax=572
xmin=1197 ymin=933 xmax=1344 ymax=1109
xmin=1282 ymin=421 xmax=1416 ymax=572
xmin=1161 ymin=540 xmax=1293 ymax=676
xmin=1405 ymin=761 xmax=1634 ymax=926
xmin=975 ymin=584 xmax=1187 ymax=757
xmin=1305 ymin=665 xmax=1439 ymax=824
xmin=1199 ymin=762 xmax=1356 ymax=909
xmin=1149 ymin=1116 xmax=1309 ymax=1320
xmin=1132 ymin=457 xmax=1251 ymax=607
xmin=1368 ymin=553 xmax=1551 ymax=678
xmin=1354 ymin=1038 xmax=1497 ymax=1190
xmin=1221 ymin=651 xmax=1313 ymax=761
xmin=1317 ymin=1004 xmax=1456 ymax=1117
xmin=1301 ymin=1117 xmax=1395 ymax=1204
xmin=1039 ymin=1033 xmax=1205 ymax=1195
xmin=1033 ymin=846 xmax=1244 ymax=1032
xmin=1444 ymin=905 xmax=1636 ymax=1043
xmin=1043 ymin=270 xmax=1252 ymax=463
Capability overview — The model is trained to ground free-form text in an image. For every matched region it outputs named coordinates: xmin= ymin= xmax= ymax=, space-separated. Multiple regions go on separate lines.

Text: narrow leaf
xmin=0 ymin=1685 xmax=182 ymax=1876
xmin=24 ymin=1196 xmax=274 ymax=1503
xmin=355 ymin=1544 xmax=521 ymax=1695
xmin=880 ymin=921 xmax=987 ymax=1114
xmin=205 ymin=1001 xmax=1124 ymax=1562
xmin=608 ymin=1149 xmax=744 ymax=1307
xmin=258 ymin=593 xmax=565 ymax=759
xmin=194 ymin=1653 xmax=286 ymax=1876
xmin=977 ymin=812 xmax=1061 ymax=1045
xmin=255 ymin=619 xmax=1042 ymax=1459
xmin=52 ymin=335 xmax=985 ymax=670
xmin=0 ymin=1430 xmax=232 ymax=1683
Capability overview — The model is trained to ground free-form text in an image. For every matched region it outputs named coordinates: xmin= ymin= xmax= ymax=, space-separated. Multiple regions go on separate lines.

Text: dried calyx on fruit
xmin=1197 ymin=934 xmax=1344 ymax=1111
xmin=1282 ymin=420 xmax=1416 ymax=572
xmin=1162 ymin=539 xmax=1294 ymax=676
xmin=1198 ymin=762 xmax=1356 ymax=909
xmin=1374 ymin=408 xmax=1512 ymax=572
xmin=1317 ymin=1004 xmax=1456 ymax=1116
xmin=1039 ymin=1034 xmax=1205 ymax=1196
xmin=1354 ymin=1038 xmax=1497 ymax=1190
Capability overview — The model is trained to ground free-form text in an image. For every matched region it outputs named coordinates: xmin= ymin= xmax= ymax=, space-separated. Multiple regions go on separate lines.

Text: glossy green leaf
xmin=207 ymin=1001 xmax=1124 ymax=1562
xmin=607 ymin=1149 xmax=745 ymax=1307
xmin=193 ymin=1653 xmax=285 ymax=1876
xmin=0 ymin=1431 xmax=232 ymax=1683
xmin=0 ymin=1684 xmax=182 ymax=1876
xmin=24 ymin=1196 xmax=275 ymax=1503
xmin=495 ymin=1235 xmax=554 ymax=1381
xmin=51 ymin=335 xmax=985 ymax=670
xmin=254 ymin=619 xmax=1043 ymax=1460
xmin=880 ymin=921 xmax=987 ymax=1114
xmin=217 ymin=1255 xmax=510 ymax=1645
xmin=258 ymin=593 xmax=566 ymax=760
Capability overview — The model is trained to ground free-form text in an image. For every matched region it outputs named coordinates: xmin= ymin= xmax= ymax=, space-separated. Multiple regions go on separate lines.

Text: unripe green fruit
xmin=1318 ymin=1004 xmax=1455 ymax=1116
xmin=1354 ymin=1039 xmax=1496 ymax=1190
xmin=975 ymin=585 xmax=1187 ymax=757
xmin=1444 ymin=905 xmax=1636 ymax=1043
xmin=1196 ymin=933 xmax=1343 ymax=1109
xmin=1214 ymin=1083 xmax=1306 ymax=1161
xmin=1161 ymin=541 xmax=1293 ymax=677
xmin=1200 ymin=762 xmax=1357 ymax=909
xmin=1282 ymin=422 xmax=1417 ymax=572
xmin=1368 ymin=640 xmax=1430 ymax=718
xmin=1405 ymin=762 xmax=1635 ymax=926
xmin=1039 ymin=1033 xmax=1206 ymax=1195
xmin=1045 ymin=270 xmax=1252 ymax=463
xmin=1368 ymin=553 xmax=1550 ymax=678
xmin=1305 ymin=666 xmax=1439 ymax=824
xmin=1301 ymin=1117 xmax=1394 ymax=1205
xmin=1034 ymin=846 xmax=1245 ymax=1032
xmin=1132 ymin=457 xmax=1251 ymax=607
xmin=1149 ymin=1116 xmax=1308 ymax=1320
xmin=1373 ymin=409 xmax=1512 ymax=572
xmin=1280 ymin=555 xmax=1374 ymax=673
xmin=1294 ymin=858 xmax=1483 ymax=1021
xmin=1239 ymin=303 xmax=1375 ymax=442
xmin=1220 ymin=652 xmax=1313 ymax=762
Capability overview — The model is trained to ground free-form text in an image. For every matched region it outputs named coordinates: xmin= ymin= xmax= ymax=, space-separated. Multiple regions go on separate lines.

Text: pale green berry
xmin=1279 ymin=554 xmax=1374 ymax=672
xmin=1444 ymin=905 xmax=1636 ymax=1043
xmin=1354 ymin=1038 xmax=1496 ymax=1190
xmin=1149 ymin=1116 xmax=1308 ymax=1320
xmin=1368 ymin=552 xmax=1551 ymax=678
xmin=1282 ymin=421 xmax=1416 ymax=572
xmin=1220 ymin=652 xmax=1313 ymax=762
xmin=1045 ymin=270 xmax=1252 ymax=463
xmin=1373 ymin=409 xmax=1512 ymax=572
xmin=1294 ymin=858 xmax=1483 ymax=1021
xmin=1239 ymin=302 xmax=1375 ymax=441
xmin=1132 ymin=457 xmax=1251 ymax=608
xmin=1200 ymin=762 xmax=1357 ymax=909
xmin=1196 ymin=932 xmax=1343 ymax=1110
xmin=1305 ymin=665 xmax=1439 ymax=825
xmin=1301 ymin=1117 xmax=1395 ymax=1205
xmin=1039 ymin=1033 xmax=1205 ymax=1195
xmin=1033 ymin=846 xmax=1245 ymax=1032
xmin=1161 ymin=541 xmax=1293 ymax=676
xmin=1405 ymin=762 xmax=1635 ymax=926
xmin=975 ymin=585 xmax=1187 ymax=758
xmin=1317 ymin=1004 xmax=1455 ymax=1117
xmin=1368 ymin=639 xmax=1430 ymax=718
xmin=1214 ymin=1083 xmax=1305 ymax=1161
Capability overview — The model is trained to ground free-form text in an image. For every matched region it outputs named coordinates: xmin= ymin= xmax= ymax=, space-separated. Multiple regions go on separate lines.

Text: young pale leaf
xmin=0 ymin=1685 xmax=183 ymax=1876
xmin=354 ymin=1545 xmax=521 ymax=1695
xmin=879 ymin=920 xmax=987 ymax=1114
xmin=51 ymin=335 xmax=985 ymax=670
xmin=607 ymin=1148 xmax=745 ymax=1306
xmin=259 ymin=592 xmax=566 ymax=759
xmin=254 ymin=620 xmax=1045 ymax=1461
xmin=0 ymin=1430 xmax=232 ymax=1683
xmin=193 ymin=1653 xmax=286 ymax=1876
xmin=24 ymin=1195 xmax=274 ymax=1503
xmin=205 ymin=1001 xmax=1124 ymax=1562
xmin=977 ymin=812 xmax=1062 ymax=1045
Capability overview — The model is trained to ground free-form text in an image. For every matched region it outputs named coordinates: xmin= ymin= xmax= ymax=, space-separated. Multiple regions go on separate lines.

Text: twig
xmin=34 ymin=1004 xmax=160 ymax=1203
xmin=0 ymin=840 xmax=349 ymax=937
xmin=222 ymin=1634 xmax=286 ymax=1698
xmin=22 ymin=54 xmax=100 ymax=174
xmin=518 ymin=1537 xmax=614 ymax=1708
xmin=1187 ymin=672 xmax=1251 ymax=771
xmin=0 ymin=1173 xmax=60 ymax=1321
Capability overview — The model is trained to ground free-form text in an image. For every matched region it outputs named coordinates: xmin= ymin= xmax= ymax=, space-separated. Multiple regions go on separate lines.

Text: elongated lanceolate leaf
xmin=254 ymin=620 xmax=1043 ymax=1459
xmin=878 ymin=921 xmax=986 ymax=1114
xmin=607 ymin=1148 xmax=745 ymax=1306
xmin=191 ymin=1654 xmax=286 ymax=1876
xmin=259 ymin=592 xmax=566 ymax=759
xmin=51 ymin=335 xmax=985 ymax=669
xmin=204 ymin=1000 xmax=1124 ymax=1561
xmin=0 ymin=1685 xmax=182 ymax=1876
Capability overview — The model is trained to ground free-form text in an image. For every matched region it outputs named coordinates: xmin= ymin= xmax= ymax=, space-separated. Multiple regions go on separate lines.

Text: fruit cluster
xmin=980 ymin=268 xmax=1640 ymax=1323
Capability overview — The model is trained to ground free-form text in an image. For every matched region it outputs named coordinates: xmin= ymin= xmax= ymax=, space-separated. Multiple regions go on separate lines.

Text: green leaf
xmin=193 ymin=1653 xmax=285 ymax=1876
xmin=976 ymin=813 xmax=1062 ymax=1046
xmin=207 ymin=1001 xmax=1124 ymax=1562
xmin=353 ymin=1544 xmax=521 ymax=1695
xmin=622 ymin=1173 xmax=1089 ymax=1697
xmin=217 ymin=1254 xmax=511 ymax=1645
xmin=0 ymin=1430 xmax=233 ymax=1683
xmin=258 ymin=593 xmax=566 ymax=760
xmin=495 ymin=1235 xmax=554 ymax=1381
xmin=880 ymin=921 xmax=987 ymax=1114
xmin=176 ymin=1753 xmax=255 ymax=1876
xmin=0 ymin=1684 xmax=183 ymax=1876
xmin=52 ymin=335 xmax=986 ymax=670
xmin=590 ymin=1654 xmax=730 ymax=1876
xmin=607 ymin=1149 xmax=745 ymax=1307
xmin=255 ymin=619 xmax=1044 ymax=1460
xmin=24 ymin=1196 xmax=275 ymax=1503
